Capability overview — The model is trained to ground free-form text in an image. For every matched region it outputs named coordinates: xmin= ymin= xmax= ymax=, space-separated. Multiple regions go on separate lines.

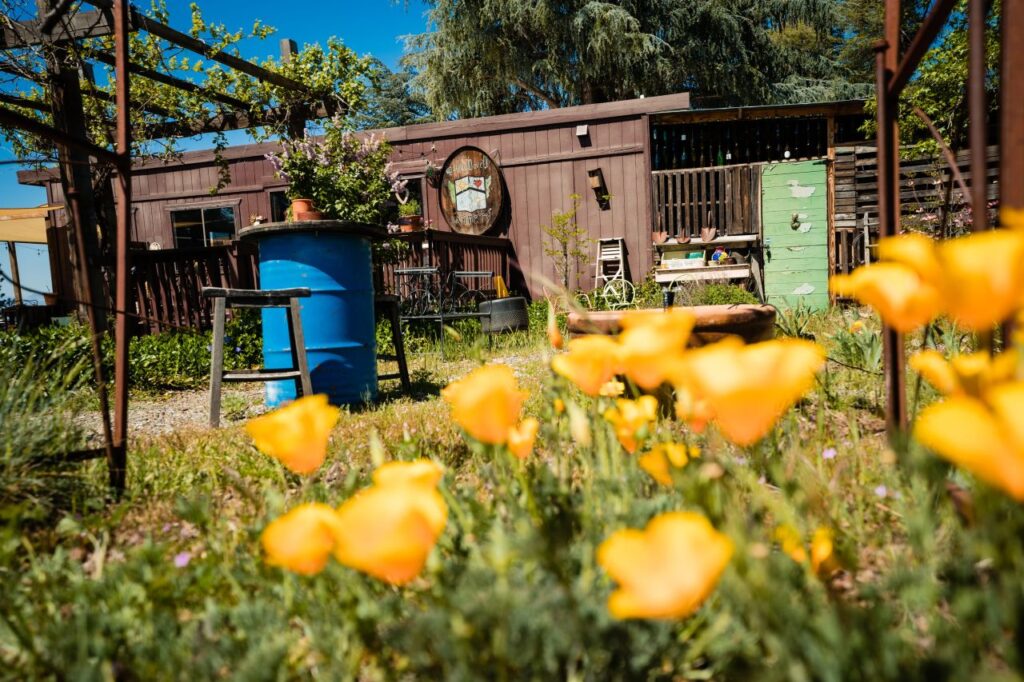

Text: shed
xmin=19 ymin=94 xmax=868 ymax=313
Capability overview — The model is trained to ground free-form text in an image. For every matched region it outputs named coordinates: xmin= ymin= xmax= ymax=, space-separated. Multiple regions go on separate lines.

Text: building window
xmin=170 ymin=205 xmax=237 ymax=247
xmin=269 ymin=190 xmax=289 ymax=223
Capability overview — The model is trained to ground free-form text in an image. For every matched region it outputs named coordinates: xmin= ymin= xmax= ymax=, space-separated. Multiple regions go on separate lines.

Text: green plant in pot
xmin=266 ymin=116 xmax=402 ymax=223
xmin=398 ymin=198 xmax=423 ymax=232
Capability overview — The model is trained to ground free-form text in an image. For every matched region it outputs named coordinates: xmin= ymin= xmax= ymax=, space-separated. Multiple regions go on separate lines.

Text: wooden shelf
xmin=654 ymin=234 xmax=760 ymax=249
xmin=654 ymin=263 xmax=752 ymax=284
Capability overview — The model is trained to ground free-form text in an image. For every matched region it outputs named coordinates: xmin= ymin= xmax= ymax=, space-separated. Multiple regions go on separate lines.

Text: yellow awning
xmin=0 ymin=205 xmax=62 ymax=244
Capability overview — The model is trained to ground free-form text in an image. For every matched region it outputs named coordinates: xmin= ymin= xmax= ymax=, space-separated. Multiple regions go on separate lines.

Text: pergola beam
xmin=88 ymin=50 xmax=251 ymax=110
xmin=146 ymin=100 xmax=335 ymax=139
xmin=0 ymin=9 xmax=112 ymax=48
xmin=888 ymin=0 xmax=960 ymax=98
xmin=83 ymin=0 xmax=309 ymax=93
xmin=0 ymin=104 xmax=119 ymax=164
xmin=0 ymin=91 xmax=49 ymax=112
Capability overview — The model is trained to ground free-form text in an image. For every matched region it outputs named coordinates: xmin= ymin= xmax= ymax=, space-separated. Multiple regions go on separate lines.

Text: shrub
xmin=673 ymin=282 xmax=759 ymax=307
xmin=0 ymin=342 xmax=94 ymax=526
xmin=0 ymin=311 xmax=262 ymax=391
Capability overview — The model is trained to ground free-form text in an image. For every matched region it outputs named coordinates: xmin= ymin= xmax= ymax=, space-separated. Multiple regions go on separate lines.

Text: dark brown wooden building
xmin=21 ymin=93 xmax=868 ymax=307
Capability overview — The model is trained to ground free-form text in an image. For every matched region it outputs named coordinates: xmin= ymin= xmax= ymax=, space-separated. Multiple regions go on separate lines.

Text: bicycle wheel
xmin=457 ymin=287 xmax=487 ymax=313
xmin=442 ymin=281 xmax=469 ymax=315
xmin=602 ymin=279 xmax=635 ymax=309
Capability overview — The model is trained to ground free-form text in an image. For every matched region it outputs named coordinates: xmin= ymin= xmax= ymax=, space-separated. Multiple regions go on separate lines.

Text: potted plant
xmin=424 ymin=159 xmax=441 ymax=187
xmin=266 ymin=117 xmax=403 ymax=223
xmin=398 ymin=198 xmax=423 ymax=232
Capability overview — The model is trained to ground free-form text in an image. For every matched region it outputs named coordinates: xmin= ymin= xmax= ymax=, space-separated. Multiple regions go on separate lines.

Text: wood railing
xmin=104 ymin=231 xmax=507 ymax=334
xmin=128 ymin=242 xmax=258 ymax=334
xmin=375 ymin=229 xmax=512 ymax=296
xmin=651 ymin=163 xmax=762 ymax=239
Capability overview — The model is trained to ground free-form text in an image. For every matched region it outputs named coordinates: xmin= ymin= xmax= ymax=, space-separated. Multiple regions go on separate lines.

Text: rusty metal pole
xmin=111 ymin=0 xmax=131 ymax=491
xmin=968 ymin=0 xmax=988 ymax=232
xmin=1001 ymin=0 xmax=1024 ymax=212
xmin=68 ymin=183 xmax=116 ymax=468
xmin=876 ymin=0 xmax=908 ymax=436
xmin=5 ymin=241 xmax=22 ymax=305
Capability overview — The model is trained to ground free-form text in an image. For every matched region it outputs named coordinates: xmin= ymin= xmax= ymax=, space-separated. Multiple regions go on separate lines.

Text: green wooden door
xmin=761 ymin=160 xmax=829 ymax=310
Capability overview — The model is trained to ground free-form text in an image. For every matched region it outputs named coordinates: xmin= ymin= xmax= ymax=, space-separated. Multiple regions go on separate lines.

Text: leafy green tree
xmin=0 ymin=1 xmax=374 ymax=173
xmin=859 ymin=0 xmax=1001 ymax=157
xmin=404 ymin=0 xmax=867 ymax=117
xmin=541 ymin=194 xmax=592 ymax=290
xmin=352 ymin=58 xmax=432 ymax=130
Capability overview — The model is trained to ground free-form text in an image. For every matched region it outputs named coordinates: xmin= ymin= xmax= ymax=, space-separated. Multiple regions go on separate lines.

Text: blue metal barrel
xmin=240 ymin=221 xmax=384 ymax=407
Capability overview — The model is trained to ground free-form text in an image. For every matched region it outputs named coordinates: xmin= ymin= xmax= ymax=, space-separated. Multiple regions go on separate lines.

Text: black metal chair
xmin=374 ymin=294 xmax=411 ymax=393
xmin=202 ymin=287 xmax=312 ymax=427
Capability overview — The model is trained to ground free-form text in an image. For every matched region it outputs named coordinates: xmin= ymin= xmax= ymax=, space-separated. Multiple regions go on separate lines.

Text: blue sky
xmin=1 ymin=0 xmax=430 ymax=302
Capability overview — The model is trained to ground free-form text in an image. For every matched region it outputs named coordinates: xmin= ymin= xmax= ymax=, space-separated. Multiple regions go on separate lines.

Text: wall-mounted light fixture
xmin=587 ymin=168 xmax=610 ymax=210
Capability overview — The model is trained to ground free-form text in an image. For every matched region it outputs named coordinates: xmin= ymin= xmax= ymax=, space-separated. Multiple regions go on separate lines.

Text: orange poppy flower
xmin=934 ymin=230 xmax=1024 ymax=331
xmin=547 ymin=300 xmax=564 ymax=350
xmin=333 ymin=482 xmax=448 ymax=585
xmin=877 ymin=231 xmax=943 ymax=283
xmin=914 ymin=382 xmax=1024 ymax=501
xmin=553 ymin=398 xmax=566 ymax=414
xmin=810 ymin=527 xmax=837 ymax=576
xmin=910 ymin=349 xmax=1019 ymax=397
xmin=442 ymin=364 xmax=528 ymax=445
xmin=617 ymin=308 xmax=695 ymax=390
xmin=1003 ymin=206 xmax=1024 ymax=231
xmin=638 ymin=442 xmax=696 ymax=486
xmin=673 ymin=384 xmax=714 ymax=434
xmin=245 ymin=394 xmax=341 ymax=475
xmin=597 ymin=511 xmax=733 ymax=619
xmin=830 ymin=263 xmax=943 ymax=333
xmin=603 ymin=395 xmax=659 ymax=453
xmin=507 ymin=418 xmax=540 ymax=459
xmin=551 ymin=335 xmax=621 ymax=396
xmin=261 ymin=503 xmax=343 ymax=576
xmin=774 ymin=524 xmax=808 ymax=564
xmin=599 ymin=379 xmax=626 ymax=397
xmin=372 ymin=459 xmax=445 ymax=488
xmin=671 ymin=338 xmax=825 ymax=446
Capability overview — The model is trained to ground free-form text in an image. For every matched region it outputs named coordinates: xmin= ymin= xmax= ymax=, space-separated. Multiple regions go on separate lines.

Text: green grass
xmin=1 ymin=308 xmax=1022 ymax=679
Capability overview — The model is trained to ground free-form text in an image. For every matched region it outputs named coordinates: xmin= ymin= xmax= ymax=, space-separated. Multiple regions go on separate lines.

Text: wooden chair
xmin=374 ymin=294 xmax=411 ymax=393
xmin=203 ymin=287 xmax=312 ymax=427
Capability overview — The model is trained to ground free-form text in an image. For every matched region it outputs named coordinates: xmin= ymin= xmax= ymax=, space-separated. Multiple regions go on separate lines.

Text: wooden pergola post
xmin=5 ymin=241 xmax=22 ymax=305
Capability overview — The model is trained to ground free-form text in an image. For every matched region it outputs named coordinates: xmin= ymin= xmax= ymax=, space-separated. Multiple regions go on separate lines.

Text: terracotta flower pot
xmin=399 ymin=216 xmax=423 ymax=233
xmin=290 ymin=198 xmax=314 ymax=217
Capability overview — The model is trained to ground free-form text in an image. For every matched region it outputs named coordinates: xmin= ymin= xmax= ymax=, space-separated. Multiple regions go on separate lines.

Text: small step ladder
xmin=594 ymin=237 xmax=627 ymax=287
xmin=203 ymin=287 xmax=312 ymax=427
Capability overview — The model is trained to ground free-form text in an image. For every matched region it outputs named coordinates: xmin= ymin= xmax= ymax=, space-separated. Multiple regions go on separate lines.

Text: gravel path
xmin=77 ymin=385 xmax=266 ymax=442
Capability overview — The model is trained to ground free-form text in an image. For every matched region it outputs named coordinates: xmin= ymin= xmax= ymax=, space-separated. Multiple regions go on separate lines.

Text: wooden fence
xmin=651 ymin=163 xmax=762 ymax=239
xmin=375 ymin=229 xmax=512 ymax=296
xmin=127 ymin=242 xmax=258 ymax=334
xmin=833 ymin=144 xmax=1000 ymax=274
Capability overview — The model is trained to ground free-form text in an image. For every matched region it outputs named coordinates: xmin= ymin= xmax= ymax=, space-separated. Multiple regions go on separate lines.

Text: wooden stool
xmin=203 ymin=287 xmax=313 ymax=427
xmin=374 ymin=294 xmax=411 ymax=393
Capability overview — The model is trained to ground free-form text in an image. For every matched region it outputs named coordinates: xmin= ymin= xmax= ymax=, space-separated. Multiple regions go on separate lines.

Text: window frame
xmin=166 ymin=200 xmax=242 ymax=248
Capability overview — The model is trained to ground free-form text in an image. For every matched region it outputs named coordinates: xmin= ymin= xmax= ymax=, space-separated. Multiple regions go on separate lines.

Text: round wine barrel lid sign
xmin=439 ymin=147 xmax=504 ymax=235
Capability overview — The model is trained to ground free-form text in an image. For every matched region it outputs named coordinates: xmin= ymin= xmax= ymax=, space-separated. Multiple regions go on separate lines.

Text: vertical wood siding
xmin=41 ymin=119 xmax=655 ymax=300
